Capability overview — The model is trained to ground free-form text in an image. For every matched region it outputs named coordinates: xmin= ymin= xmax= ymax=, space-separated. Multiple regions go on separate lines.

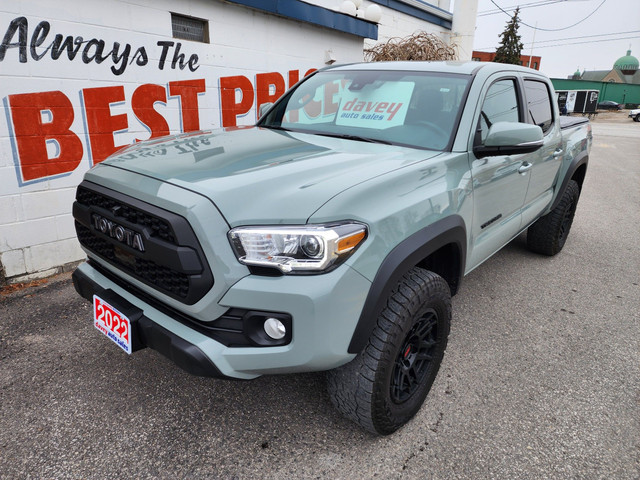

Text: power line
xmin=478 ymin=0 xmax=565 ymax=17
xmin=488 ymin=0 xmax=609 ymax=31
xmin=478 ymin=35 xmax=639 ymax=51
xmin=478 ymin=30 xmax=640 ymax=50
xmin=529 ymin=35 xmax=639 ymax=49
xmin=522 ymin=30 xmax=640 ymax=45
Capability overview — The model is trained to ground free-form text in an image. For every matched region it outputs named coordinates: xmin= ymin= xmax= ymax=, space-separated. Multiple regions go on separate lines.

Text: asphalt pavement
xmin=1 ymin=122 xmax=638 ymax=479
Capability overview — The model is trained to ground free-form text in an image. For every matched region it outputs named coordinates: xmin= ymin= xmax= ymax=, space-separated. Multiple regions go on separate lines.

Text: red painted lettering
xmin=131 ymin=83 xmax=170 ymax=141
xmin=287 ymin=70 xmax=300 ymax=122
xmin=256 ymin=72 xmax=285 ymax=118
xmin=288 ymin=70 xmax=300 ymax=88
xmin=323 ymin=80 xmax=340 ymax=116
xmin=220 ymin=75 xmax=253 ymax=128
xmin=8 ymin=90 xmax=83 ymax=182
xmin=82 ymin=85 xmax=128 ymax=163
xmin=168 ymin=79 xmax=205 ymax=132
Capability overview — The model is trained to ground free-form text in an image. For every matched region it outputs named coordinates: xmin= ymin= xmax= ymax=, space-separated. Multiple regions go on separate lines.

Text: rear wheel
xmin=327 ymin=268 xmax=451 ymax=435
xmin=527 ymin=179 xmax=580 ymax=256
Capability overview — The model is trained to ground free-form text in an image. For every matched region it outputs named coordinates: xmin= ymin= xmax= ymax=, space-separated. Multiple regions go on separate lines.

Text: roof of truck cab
xmin=326 ymin=61 xmax=544 ymax=77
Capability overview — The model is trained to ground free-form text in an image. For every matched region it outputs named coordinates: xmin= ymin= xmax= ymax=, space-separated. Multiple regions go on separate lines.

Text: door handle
xmin=553 ymin=149 xmax=564 ymax=158
xmin=518 ymin=162 xmax=533 ymax=174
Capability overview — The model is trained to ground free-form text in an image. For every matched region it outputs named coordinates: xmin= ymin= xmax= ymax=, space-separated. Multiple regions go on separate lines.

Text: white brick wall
xmin=0 ymin=0 xmax=456 ymax=284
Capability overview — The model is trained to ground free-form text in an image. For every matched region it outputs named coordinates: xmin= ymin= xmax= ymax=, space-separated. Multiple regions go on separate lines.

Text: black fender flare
xmin=550 ymin=151 xmax=589 ymax=212
xmin=347 ymin=215 xmax=467 ymax=354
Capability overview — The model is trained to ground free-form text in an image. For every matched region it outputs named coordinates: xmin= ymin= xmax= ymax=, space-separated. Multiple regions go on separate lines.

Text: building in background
xmin=568 ymin=49 xmax=640 ymax=84
xmin=471 ymin=50 xmax=541 ymax=70
xmin=0 ymin=0 xmax=471 ymax=284
xmin=552 ymin=49 xmax=640 ymax=106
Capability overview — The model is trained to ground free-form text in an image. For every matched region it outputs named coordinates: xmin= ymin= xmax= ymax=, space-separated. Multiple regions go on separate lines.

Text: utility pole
xmin=528 ymin=22 xmax=537 ymax=68
xmin=451 ymin=0 xmax=480 ymax=61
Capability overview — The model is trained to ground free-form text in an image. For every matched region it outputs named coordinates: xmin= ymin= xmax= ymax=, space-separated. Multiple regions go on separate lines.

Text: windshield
xmin=258 ymin=69 xmax=471 ymax=151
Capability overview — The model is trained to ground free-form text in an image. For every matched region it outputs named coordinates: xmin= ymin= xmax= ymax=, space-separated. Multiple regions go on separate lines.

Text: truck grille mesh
xmin=76 ymin=187 xmax=175 ymax=243
xmin=74 ymin=184 xmax=214 ymax=302
xmin=75 ymin=223 xmax=190 ymax=299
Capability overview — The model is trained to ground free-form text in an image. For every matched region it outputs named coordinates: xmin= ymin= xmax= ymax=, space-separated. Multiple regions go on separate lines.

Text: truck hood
xmin=102 ymin=127 xmax=439 ymax=226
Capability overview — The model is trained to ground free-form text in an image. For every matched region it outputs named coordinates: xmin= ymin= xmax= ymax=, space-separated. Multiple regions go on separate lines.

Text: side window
xmin=524 ymin=80 xmax=553 ymax=133
xmin=478 ymin=79 xmax=520 ymax=144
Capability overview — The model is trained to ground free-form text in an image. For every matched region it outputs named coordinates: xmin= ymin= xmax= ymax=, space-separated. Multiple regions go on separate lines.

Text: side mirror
xmin=474 ymin=122 xmax=543 ymax=158
xmin=258 ymin=102 xmax=274 ymax=119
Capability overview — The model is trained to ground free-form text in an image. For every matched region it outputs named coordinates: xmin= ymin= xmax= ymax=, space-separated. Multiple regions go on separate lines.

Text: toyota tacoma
xmin=72 ymin=61 xmax=592 ymax=434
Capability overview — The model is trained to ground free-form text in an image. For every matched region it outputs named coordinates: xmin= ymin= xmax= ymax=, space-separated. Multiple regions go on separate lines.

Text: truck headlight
xmin=228 ymin=223 xmax=367 ymax=274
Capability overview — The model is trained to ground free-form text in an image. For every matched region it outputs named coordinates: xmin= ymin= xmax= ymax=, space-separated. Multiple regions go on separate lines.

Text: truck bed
xmin=559 ymin=116 xmax=589 ymax=130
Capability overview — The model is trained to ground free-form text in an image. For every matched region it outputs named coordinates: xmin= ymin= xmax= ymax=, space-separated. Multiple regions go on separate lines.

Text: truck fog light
xmin=264 ymin=318 xmax=286 ymax=340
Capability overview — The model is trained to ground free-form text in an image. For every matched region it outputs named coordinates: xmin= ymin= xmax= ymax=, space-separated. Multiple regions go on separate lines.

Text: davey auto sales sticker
xmin=335 ymin=81 xmax=414 ymax=129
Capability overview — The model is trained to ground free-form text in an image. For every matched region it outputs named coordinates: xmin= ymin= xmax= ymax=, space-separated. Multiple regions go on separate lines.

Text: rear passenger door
xmin=521 ymin=78 xmax=563 ymax=226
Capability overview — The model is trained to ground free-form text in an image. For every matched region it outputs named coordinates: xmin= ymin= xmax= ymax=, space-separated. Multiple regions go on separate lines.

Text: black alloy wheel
xmin=391 ymin=309 xmax=439 ymax=403
xmin=527 ymin=179 xmax=581 ymax=256
xmin=327 ymin=268 xmax=451 ymax=435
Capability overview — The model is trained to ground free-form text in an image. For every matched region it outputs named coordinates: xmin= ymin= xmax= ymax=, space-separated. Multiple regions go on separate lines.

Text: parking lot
xmin=1 ymin=121 xmax=638 ymax=479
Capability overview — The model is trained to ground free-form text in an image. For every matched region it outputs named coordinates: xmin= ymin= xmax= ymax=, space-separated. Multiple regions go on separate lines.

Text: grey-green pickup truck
xmin=72 ymin=61 xmax=592 ymax=434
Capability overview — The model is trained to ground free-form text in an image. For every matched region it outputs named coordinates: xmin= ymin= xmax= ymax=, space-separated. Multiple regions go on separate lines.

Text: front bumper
xmin=73 ymin=260 xmax=371 ymax=380
xmin=73 ymin=267 xmax=225 ymax=378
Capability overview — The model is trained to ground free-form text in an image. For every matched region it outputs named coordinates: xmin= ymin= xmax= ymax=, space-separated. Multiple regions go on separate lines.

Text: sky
xmin=467 ymin=0 xmax=640 ymax=79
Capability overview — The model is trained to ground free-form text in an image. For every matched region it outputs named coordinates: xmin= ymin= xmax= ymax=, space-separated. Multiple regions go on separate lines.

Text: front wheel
xmin=527 ymin=179 xmax=580 ymax=256
xmin=327 ymin=268 xmax=451 ymax=435
xmin=634 ymin=114 xmax=640 ymax=122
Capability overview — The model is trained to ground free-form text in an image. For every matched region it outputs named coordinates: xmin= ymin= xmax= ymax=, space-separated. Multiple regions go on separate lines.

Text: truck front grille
xmin=73 ymin=181 xmax=213 ymax=305
xmin=75 ymin=223 xmax=190 ymax=298
xmin=76 ymin=187 xmax=176 ymax=243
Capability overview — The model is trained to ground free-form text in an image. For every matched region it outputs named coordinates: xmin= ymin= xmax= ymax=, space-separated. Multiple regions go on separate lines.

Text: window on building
xmin=524 ymin=80 xmax=553 ymax=133
xmin=472 ymin=57 xmax=481 ymax=62
xmin=171 ymin=13 xmax=209 ymax=43
xmin=533 ymin=62 xmax=539 ymax=70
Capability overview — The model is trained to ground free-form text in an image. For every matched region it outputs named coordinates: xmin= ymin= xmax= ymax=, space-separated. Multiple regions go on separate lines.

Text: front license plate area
xmin=93 ymin=295 xmax=133 ymax=354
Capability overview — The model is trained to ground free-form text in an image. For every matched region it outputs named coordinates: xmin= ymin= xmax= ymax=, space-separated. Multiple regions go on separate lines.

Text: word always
xmin=0 ymin=17 xmax=199 ymax=76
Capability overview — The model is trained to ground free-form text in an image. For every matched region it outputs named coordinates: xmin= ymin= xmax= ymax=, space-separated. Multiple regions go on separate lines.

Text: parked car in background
xmin=629 ymin=108 xmax=640 ymax=121
xmin=597 ymin=100 xmax=622 ymax=110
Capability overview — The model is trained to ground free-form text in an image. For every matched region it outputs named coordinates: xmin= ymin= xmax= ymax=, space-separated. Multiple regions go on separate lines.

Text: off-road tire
xmin=634 ymin=114 xmax=640 ymax=122
xmin=527 ymin=179 xmax=580 ymax=256
xmin=327 ymin=268 xmax=451 ymax=435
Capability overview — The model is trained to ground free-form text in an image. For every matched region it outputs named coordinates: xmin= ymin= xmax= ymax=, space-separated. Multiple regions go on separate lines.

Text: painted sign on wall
xmin=0 ymin=2 xmax=364 ymax=281
xmin=2 ymin=16 xmax=318 ymax=186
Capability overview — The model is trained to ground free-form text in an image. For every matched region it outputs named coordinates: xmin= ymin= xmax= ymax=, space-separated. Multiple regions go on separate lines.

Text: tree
xmin=493 ymin=7 xmax=524 ymax=65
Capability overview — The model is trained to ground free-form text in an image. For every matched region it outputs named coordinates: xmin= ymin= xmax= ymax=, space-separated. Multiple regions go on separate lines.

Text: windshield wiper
xmin=314 ymin=132 xmax=393 ymax=145
xmin=260 ymin=125 xmax=291 ymax=131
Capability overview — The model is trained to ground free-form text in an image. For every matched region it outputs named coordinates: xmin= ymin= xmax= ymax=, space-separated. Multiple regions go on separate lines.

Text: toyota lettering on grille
xmin=91 ymin=213 xmax=145 ymax=252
